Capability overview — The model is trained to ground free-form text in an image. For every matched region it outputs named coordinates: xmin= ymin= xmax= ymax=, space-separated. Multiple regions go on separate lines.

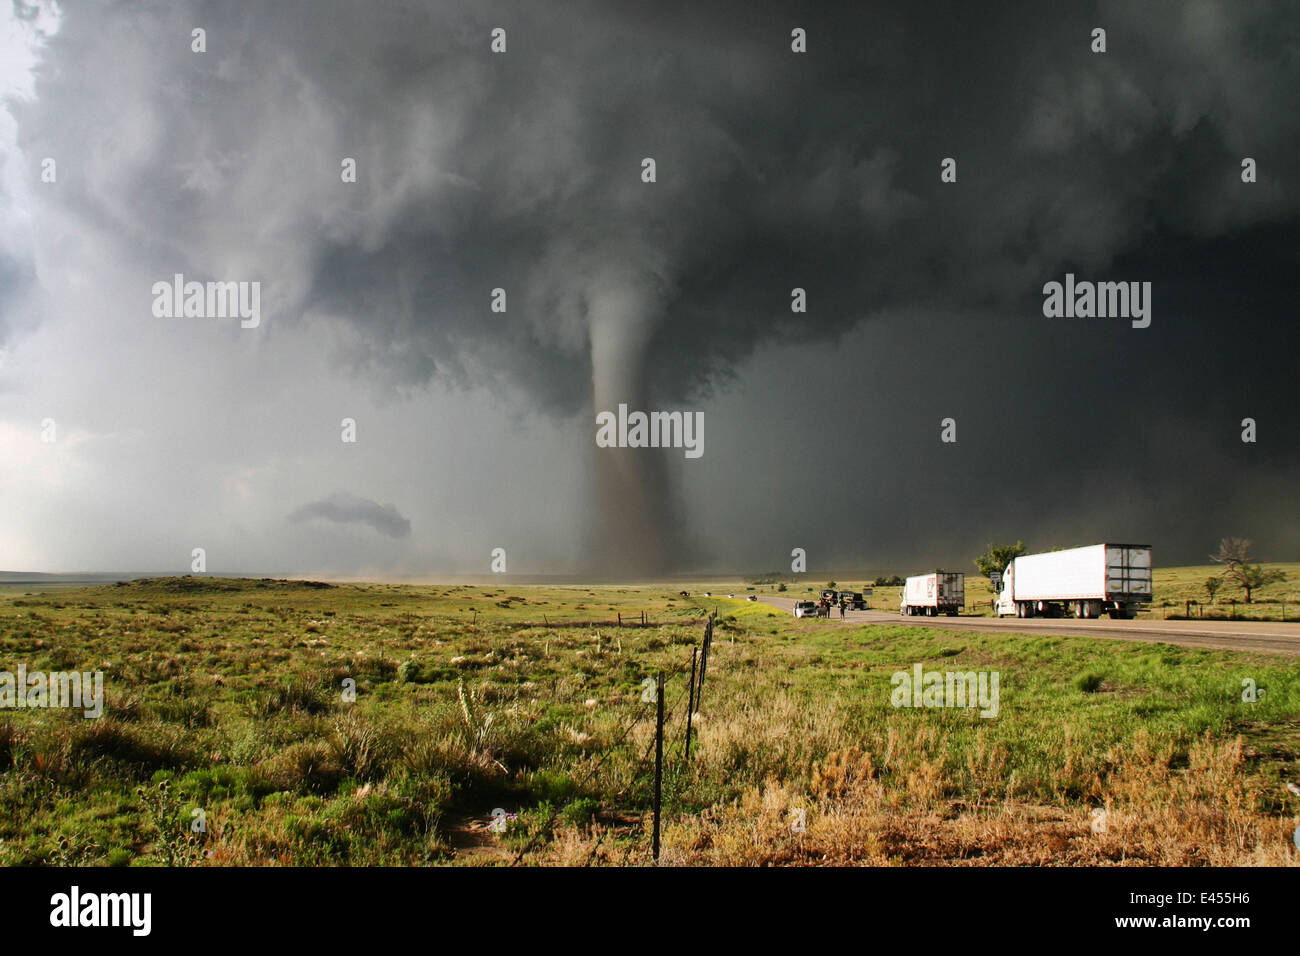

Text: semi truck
xmin=995 ymin=544 xmax=1152 ymax=619
xmin=900 ymin=571 xmax=965 ymax=616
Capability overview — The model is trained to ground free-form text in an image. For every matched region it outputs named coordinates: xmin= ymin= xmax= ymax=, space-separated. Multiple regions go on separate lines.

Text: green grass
xmin=1145 ymin=563 xmax=1300 ymax=619
xmin=0 ymin=574 xmax=1296 ymax=866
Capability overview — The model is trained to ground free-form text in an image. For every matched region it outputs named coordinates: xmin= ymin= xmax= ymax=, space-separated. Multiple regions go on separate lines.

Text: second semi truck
xmin=900 ymin=572 xmax=965 ymax=616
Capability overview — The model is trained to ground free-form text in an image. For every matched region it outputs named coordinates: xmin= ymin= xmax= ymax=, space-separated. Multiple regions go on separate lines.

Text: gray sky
xmin=1 ymin=0 xmax=1297 ymax=579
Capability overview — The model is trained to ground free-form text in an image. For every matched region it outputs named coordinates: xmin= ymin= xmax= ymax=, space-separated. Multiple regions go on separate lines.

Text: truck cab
xmin=995 ymin=564 xmax=1016 ymax=617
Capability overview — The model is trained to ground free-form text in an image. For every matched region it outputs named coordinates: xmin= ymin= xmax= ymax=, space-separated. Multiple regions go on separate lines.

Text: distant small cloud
xmin=288 ymin=492 xmax=411 ymax=539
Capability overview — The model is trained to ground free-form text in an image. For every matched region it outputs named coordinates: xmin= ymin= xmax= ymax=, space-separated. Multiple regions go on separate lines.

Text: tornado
xmin=585 ymin=272 xmax=682 ymax=578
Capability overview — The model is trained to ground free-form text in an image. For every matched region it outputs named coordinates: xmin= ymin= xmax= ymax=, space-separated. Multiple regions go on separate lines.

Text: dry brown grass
xmin=533 ymin=729 xmax=1298 ymax=866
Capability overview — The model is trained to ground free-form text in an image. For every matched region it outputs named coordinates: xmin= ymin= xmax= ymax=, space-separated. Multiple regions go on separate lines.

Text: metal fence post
xmin=653 ymin=671 xmax=664 ymax=863
xmin=684 ymin=646 xmax=698 ymax=761
xmin=696 ymin=614 xmax=714 ymax=712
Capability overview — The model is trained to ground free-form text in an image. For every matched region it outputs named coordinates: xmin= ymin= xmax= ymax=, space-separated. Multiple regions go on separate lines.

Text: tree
xmin=825 ymin=581 xmax=837 ymax=589
xmin=1210 ymin=537 xmax=1252 ymax=573
xmin=975 ymin=541 xmax=1026 ymax=585
xmin=1210 ymin=537 xmax=1286 ymax=602
xmin=1204 ymin=576 xmax=1223 ymax=604
xmin=1211 ymin=535 xmax=1284 ymax=600
xmin=1234 ymin=565 xmax=1286 ymax=604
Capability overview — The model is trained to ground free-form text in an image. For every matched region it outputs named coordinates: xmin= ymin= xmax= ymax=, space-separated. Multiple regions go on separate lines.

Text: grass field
xmin=0 ymin=572 xmax=1297 ymax=866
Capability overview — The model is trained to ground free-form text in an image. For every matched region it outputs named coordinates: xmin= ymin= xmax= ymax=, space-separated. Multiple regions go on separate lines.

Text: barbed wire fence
xmin=508 ymin=608 xmax=718 ymax=866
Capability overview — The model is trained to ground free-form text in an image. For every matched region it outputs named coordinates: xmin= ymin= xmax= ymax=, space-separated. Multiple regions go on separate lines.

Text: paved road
xmin=757 ymin=597 xmax=1300 ymax=656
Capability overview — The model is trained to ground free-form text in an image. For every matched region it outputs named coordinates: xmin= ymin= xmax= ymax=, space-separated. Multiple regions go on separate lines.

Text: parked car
xmin=841 ymin=591 xmax=866 ymax=610
xmin=793 ymin=601 xmax=818 ymax=618
xmin=820 ymin=589 xmax=838 ymax=604
xmin=746 ymin=595 xmax=758 ymax=602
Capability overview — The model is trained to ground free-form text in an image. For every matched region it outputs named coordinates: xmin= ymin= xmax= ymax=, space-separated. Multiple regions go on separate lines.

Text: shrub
xmin=529 ymin=769 xmax=578 ymax=804
xmin=457 ymin=680 xmax=496 ymax=753
xmin=136 ymin=779 xmax=204 ymax=866
xmin=42 ymin=646 xmax=81 ymax=671
xmin=252 ymin=676 xmax=331 ymax=717
xmin=68 ymin=719 xmax=196 ymax=774
xmin=559 ymin=796 xmax=600 ymax=827
xmin=329 ymin=712 xmax=386 ymax=781
xmin=396 ymin=659 xmax=455 ymax=684
xmin=0 ymin=720 xmax=17 ymax=773
xmin=1075 ymin=672 xmax=1105 ymax=693
xmin=259 ymin=741 xmax=344 ymax=794
xmin=150 ymin=696 xmax=213 ymax=728
xmin=390 ymin=769 xmax=455 ymax=815
xmin=501 ymin=800 xmax=556 ymax=851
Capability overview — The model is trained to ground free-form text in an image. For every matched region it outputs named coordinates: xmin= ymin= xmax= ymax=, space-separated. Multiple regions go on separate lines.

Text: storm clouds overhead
xmin=0 ymin=0 xmax=1297 ymax=578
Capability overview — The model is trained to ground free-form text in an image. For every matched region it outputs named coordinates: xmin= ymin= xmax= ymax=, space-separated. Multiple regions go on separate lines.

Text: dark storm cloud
xmin=8 ymin=0 xmax=1299 ymax=573
xmin=30 ymin=0 xmax=1299 ymax=404
xmin=288 ymin=493 xmax=412 ymax=540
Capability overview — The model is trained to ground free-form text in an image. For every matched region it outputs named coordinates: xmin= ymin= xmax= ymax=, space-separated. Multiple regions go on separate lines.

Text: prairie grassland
xmin=1145 ymin=563 xmax=1300 ymax=619
xmin=0 ymin=576 xmax=1296 ymax=866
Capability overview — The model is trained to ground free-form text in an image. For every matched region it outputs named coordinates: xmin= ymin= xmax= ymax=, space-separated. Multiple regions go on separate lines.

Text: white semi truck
xmin=995 ymin=544 xmax=1152 ymax=619
xmin=900 ymin=571 xmax=965 ymax=616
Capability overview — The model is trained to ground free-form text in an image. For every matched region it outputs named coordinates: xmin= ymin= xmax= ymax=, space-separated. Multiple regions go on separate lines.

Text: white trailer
xmin=900 ymin=571 xmax=965 ymax=617
xmin=995 ymin=544 xmax=1152 ymax=619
